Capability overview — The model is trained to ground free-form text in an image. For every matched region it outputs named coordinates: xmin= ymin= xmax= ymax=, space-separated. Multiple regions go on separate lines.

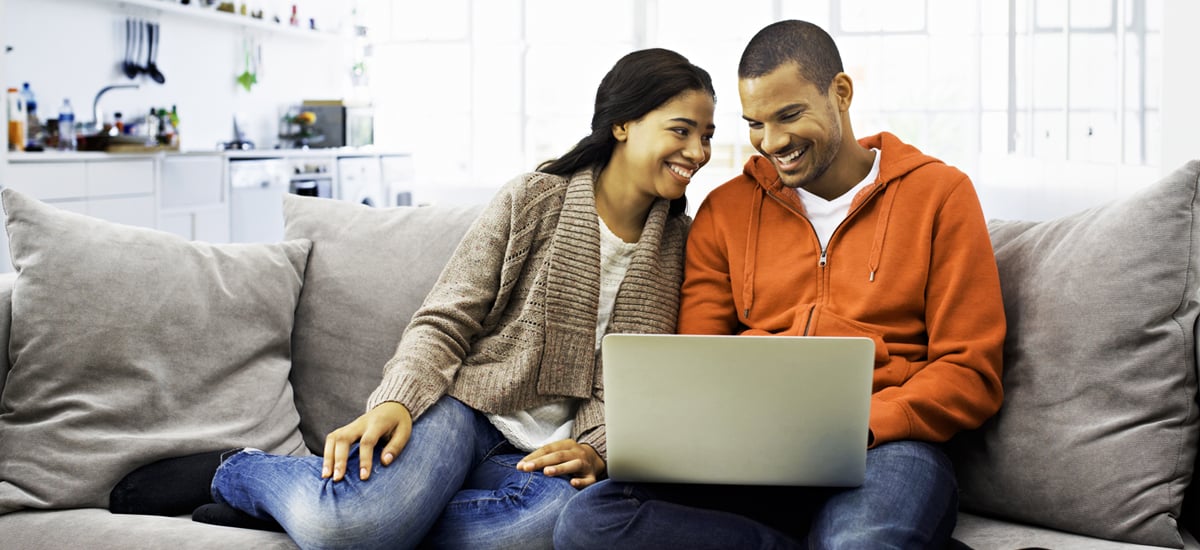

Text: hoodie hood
xmin=737 ymin=131 xmax=944 ymax=318
xmin=742 ymin=131 xmax=942 ymax=197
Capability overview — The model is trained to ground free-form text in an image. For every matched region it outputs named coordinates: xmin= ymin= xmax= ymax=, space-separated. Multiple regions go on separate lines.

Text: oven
xmin=289 ymin=157 xmax=334 ymax=198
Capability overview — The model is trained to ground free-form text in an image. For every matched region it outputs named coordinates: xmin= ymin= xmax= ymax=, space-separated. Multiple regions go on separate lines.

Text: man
xmin=554 ymin=19 xmax=1005 ymax=549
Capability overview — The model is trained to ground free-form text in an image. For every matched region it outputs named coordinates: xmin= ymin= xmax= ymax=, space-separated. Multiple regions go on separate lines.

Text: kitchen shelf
xmin=104 ymin=0 xmax=343 ymax=41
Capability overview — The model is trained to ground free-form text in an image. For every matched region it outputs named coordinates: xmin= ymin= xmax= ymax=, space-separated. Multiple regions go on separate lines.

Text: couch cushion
xmin=283 ymin=195 xmax=484 ymax=452
xmin=0 ymin=273 xmax=13 ymax=399
xmin=952 ymin=512 xmax=1196 ymax=550
xmin=0 ymin=188 xmax=312 ymax=515
xmin=951 ymin=160 xmax=1200 ymax=547
xmin=0 ymin=509 xmax=299 ymax=550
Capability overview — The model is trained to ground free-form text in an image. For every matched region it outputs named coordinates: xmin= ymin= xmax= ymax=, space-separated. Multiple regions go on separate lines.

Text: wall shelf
xmin=106 ymin=0 xmax=343 ymax=41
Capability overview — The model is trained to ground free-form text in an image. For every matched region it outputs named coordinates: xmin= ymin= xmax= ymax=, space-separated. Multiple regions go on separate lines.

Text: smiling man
xmin=554 ymin=19 xmax=1007 ymax=550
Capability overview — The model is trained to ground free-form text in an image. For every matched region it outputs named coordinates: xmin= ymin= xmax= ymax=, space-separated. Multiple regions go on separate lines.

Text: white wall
xmin=1 ymin=0 xmax=8 ymax=165
xmin=3 ymin=0 xmax=350 ymax=151
xmin=1161 ymin=0 xmax=1200 ymax=172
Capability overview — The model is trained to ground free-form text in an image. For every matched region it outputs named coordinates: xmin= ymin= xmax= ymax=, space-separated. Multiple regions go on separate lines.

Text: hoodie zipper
xmin=764 ymin=185 xmax=881 ymax=271
xmin=742 ymin=181 xmax=886 ymax=320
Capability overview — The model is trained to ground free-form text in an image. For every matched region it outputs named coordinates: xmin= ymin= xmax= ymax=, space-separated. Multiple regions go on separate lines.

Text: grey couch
xmin=1 ymin=160 xmax=1199 ymax=549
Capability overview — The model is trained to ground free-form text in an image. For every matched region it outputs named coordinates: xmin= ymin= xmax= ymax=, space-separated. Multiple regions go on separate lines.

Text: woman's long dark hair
xmin=538 ymin=48 xmax=715 ymax=217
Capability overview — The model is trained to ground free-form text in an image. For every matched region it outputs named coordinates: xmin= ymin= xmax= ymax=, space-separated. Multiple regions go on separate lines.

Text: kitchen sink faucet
xmin=90 ymin=84 xmax=140 ymax=133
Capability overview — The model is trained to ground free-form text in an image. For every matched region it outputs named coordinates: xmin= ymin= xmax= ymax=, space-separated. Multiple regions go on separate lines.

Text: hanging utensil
xmin=145 ymin=21 xmax=166 ymax=84
xmin=122 ymin=18 xmax=138 ymax=79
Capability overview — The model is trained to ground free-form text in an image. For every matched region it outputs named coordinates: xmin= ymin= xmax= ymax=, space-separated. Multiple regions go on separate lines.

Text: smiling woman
xmin=107 ymin=46 xmax=716 ymax=550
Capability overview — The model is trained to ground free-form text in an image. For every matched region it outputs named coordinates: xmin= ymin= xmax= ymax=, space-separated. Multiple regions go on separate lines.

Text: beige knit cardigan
xmin=367 ymin=168 xmax=689 ymax=458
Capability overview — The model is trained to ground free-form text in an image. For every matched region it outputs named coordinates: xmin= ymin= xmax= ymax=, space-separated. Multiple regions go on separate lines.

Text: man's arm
xmin=679 ymin=198 xmax=740 ymax=335
xmin=869 ymin=176 xmax=1006 ymax=446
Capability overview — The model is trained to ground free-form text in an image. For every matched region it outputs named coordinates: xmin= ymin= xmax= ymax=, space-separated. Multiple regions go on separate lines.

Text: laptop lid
xmin=602 ymin=334 xmax=874 ymax=487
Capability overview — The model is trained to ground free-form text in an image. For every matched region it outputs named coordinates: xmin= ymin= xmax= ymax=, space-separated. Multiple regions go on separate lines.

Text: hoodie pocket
xmin=806 ymin=306 xmax=889 ymax=367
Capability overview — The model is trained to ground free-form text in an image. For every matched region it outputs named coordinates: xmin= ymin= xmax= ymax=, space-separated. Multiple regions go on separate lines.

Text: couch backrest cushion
xmin=283 ymin=194 xmax=485 ymax=453
xmin=0 ymin=188 xmax=312 ymax=515
xmin=0 ymin=273 xmax=12 ymax=400
xmin=951 ymin=160 xmax=1200 ymax=547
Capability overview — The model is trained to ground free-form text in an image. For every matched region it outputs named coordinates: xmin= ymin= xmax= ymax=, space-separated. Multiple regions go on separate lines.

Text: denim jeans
xmin=212 ymin=396 xmax=578 ymax=550
xmin=554 ymin=440 xmax=958 ymax=550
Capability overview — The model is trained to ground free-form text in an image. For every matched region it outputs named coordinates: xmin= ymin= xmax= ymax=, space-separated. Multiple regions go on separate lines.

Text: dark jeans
xmin=554 ymin=440 xmax=958 ymax=550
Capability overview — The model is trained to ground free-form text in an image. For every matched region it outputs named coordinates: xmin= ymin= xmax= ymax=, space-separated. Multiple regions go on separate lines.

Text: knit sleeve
xmin=366 ymin=176 xmax=526 ymax=419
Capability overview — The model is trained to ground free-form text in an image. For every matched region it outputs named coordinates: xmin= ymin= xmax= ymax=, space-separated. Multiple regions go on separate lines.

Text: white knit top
xmin=487 ymin=215 xmax=638 ymax=452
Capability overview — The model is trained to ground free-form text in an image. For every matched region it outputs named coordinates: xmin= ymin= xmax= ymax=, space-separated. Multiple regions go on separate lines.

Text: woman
xmin=110 ymin=47 xmax=716 ymax=550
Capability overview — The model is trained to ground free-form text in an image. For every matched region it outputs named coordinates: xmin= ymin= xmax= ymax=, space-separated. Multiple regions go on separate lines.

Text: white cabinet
xmin=4 ymin=158 xmax=155 ymax=223
xmin=0 ymin=156 xmax=157 ymax=272
xmin=159 ymin=154 xmax=229 ymax=243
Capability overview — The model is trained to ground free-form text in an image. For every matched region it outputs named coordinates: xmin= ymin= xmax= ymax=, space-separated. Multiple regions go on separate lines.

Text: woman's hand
xmin=517 ymin=439 xmax=607 ymax=489
xmin=322 ymin=401 xmax=412 ymax=482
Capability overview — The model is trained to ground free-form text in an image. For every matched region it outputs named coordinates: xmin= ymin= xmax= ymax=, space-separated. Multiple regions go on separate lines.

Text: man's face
xmin=739 ymin=63 xmax=843 ymax=191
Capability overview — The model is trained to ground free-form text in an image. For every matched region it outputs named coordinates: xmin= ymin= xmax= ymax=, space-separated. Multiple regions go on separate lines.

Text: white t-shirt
xmin=487 ymin=215 xmax=637 ymax=452
xmin=796 ymin=149 xmax=880 ymax=249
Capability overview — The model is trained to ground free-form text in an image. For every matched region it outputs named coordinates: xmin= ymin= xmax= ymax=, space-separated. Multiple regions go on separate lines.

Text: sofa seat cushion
xmin=951 ymin=160 xmax=1200 ymax=547
xmin=0 ymin=188 xmax=312 ymax=515
xmin=0 ymin=509 xmax=298 ymax=550
xmin=952 ymin=512 xmax=1198 ymax=550
xmin=282 ymin=195 xmax=484 ymax=452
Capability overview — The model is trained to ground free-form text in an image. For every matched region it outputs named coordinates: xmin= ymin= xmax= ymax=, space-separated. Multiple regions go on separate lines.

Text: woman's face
xmin=612 ymin=89 xmax=716 ymax=201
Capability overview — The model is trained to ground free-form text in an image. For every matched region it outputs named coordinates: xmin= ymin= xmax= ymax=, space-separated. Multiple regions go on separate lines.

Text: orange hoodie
xmin=679 ymin=132 xmax=1005 ymax=447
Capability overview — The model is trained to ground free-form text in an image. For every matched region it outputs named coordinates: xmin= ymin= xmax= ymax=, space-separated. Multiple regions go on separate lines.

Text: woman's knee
xmin=276 ymin=473 xmax=435 ymax=550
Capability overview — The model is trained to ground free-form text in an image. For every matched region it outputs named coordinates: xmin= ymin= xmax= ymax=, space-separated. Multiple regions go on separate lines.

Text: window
xmin=361 ymin=0 xmax=1161 ymax=205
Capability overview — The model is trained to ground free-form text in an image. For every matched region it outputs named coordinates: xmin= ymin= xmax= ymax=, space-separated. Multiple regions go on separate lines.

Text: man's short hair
xmin=738 ymin=20 xmax=844 ymax=95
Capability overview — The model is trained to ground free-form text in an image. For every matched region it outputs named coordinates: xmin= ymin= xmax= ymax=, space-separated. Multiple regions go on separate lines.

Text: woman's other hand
xmin=322 ymin=401 xmax=412 ymax=482
xmin=517 ymin=439 xmax=607 ymax=489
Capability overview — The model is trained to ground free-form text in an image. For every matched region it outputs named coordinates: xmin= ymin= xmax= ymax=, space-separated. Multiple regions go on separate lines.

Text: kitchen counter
xmin=0 ymin=147 xmax=417 ymax=273
xmin=6 ymin=147 xmax=401 ymax=163
xmin=6 ymin=151 xmax=160 ymax=162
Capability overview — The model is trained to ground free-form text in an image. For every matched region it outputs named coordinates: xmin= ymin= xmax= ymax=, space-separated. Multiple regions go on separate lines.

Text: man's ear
xmin=831 ymin=72 xmax=854 ymax=112
xmin=612 ymin=123 xmax=629 ymax=142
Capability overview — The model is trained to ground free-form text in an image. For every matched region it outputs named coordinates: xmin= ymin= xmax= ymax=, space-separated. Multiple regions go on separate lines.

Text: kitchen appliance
xmin=229 ymin=155 xmax=334 ymax=243
xmin=229 ymin=157 xmax=287 ymax=243
xmin=380 ymin=153 xmax=417 ymax=206
xmin=337 ymin=156 xmax=385 ymax=207
xmin=299 ymin=102 xmax=373 ymax=148
xmin=289 ymin=156 xmax=334 ymax=198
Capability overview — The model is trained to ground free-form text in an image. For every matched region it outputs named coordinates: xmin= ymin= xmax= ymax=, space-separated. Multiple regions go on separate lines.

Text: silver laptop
xmin=602 ymin=334 xmax=874 ymax=487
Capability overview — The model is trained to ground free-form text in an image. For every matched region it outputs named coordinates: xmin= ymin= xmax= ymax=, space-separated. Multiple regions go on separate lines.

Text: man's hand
xmin=322 ymin=401 xmax=413 ymax=482
xmin=517 ymin=439 xmax=607 ymax=489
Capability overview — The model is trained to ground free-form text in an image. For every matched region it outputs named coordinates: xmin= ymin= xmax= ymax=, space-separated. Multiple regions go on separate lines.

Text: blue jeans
xmin=554 ymin=441 xmax=958 ymax=550
xmin=212 ymin=396 xmax=578 ymax=550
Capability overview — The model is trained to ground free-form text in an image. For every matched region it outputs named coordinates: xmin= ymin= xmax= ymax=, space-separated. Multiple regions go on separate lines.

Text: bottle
xmin=112 ymin=112 xmax=124 ymax=135
xmin=18 ymin=82 xmax=39 ymax=150
xmin=7 ymin=87 xmax=26 ymax=152
xmin=169 ymin=105 xmax=180 ymax=148
xmin=155 ymin=107 xmax=176 ymax=146
xmin=57 ymin=98 xmax=76 ymax=151
xmin=146 ymin=105 xmax=161 ymax=143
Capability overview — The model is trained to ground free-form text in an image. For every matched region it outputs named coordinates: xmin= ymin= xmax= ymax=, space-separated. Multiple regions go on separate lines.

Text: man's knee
xmin=553 ymin=484 xmax=616 ymax=550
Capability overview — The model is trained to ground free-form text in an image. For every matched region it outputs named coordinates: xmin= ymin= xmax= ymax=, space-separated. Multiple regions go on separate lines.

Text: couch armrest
xmin=0 ymin=272 xmax=14 ymax=399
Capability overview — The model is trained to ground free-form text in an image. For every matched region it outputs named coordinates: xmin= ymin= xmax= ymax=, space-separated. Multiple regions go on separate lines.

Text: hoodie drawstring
xmin=742 ymin=189 xmax=765 ymax=319
xmin=867 ymin=181 xmax=899 ymax=282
